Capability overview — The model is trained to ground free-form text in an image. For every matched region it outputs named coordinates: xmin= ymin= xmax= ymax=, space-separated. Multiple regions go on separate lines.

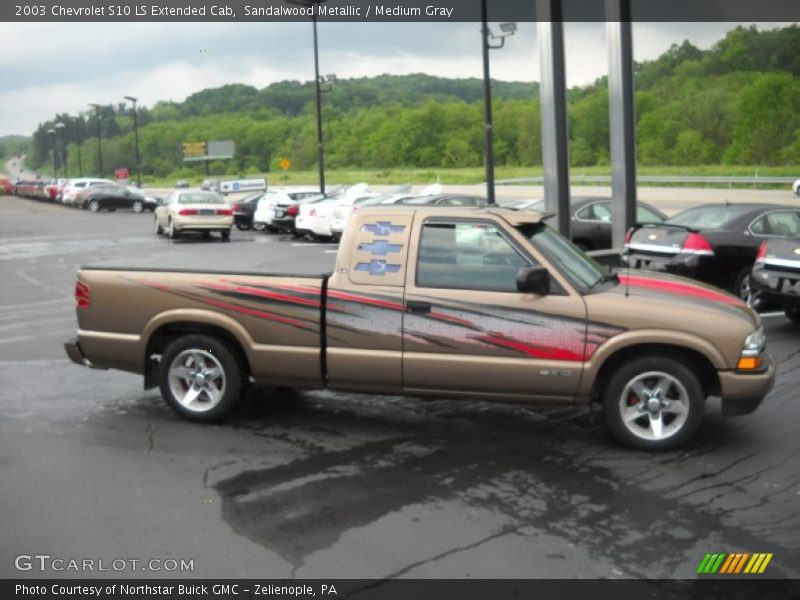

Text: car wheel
xmin=786 ymin=306 xmax=800 ymax=325
xmin=155 ymin=217 xmax=163 ymax=235
xmin=168 ymin=219 xmax=178 ymax=239
xmin=132 ymin=200 xmax=144 ymax=213
xmin=235 ymin=223 xmax=251 ymax=231
xmin=158 ymin=334 xmax=245 ymax=423
xmin=221 ymin=229 xmax=231 ymax=241
xmin=252 ymin=221 xmax=266 ymax=232
xmin=734 ymin=265 xmax=761 ymax=310
xmin=88 ymin=200 xmax=100 ymax=213
xmin=603 ymin=355 xmax=704 ymax=451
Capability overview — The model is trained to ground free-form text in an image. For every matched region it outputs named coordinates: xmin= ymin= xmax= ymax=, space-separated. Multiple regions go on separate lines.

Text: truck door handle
xmin=406 ymin=301 xmax=431 ymax=314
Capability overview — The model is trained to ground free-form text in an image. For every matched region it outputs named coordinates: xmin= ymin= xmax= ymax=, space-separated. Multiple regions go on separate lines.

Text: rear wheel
xmin=252 ymin=221 xmax=266 ymax=232
xmin=88 ymin=199 xmax=100 ymax=213
xmin=786 ymin=306 xmax=800 ymax=325
xmin=235 ymin=223 xmax=251 ymax=231
xmin=603 ymin=355 xmax=704 ymax=451
xmin=158 ymin=335 xmax=244 ymax=422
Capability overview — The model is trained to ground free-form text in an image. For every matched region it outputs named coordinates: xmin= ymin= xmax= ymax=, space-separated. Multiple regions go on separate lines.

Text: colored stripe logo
xmin=697 ymin=552 xmax=773 ymax=574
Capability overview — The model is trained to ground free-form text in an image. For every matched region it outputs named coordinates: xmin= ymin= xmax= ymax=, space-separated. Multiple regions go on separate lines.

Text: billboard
xmin=181 ymin=140 xmax=235 ymax=161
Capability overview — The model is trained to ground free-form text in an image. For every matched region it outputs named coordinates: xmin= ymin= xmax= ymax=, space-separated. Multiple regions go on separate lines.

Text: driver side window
xmin=416 ymin=221 xmax=532 ymax=292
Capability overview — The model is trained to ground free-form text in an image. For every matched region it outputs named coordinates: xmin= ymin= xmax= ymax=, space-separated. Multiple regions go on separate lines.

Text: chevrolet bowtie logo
xmin=354 ymin=260 xmax=401 ymax=276
xmin=361 ymin=222 xmax=406 ymax=236
xmin=358 ymin=240 xmax=403 ymax=256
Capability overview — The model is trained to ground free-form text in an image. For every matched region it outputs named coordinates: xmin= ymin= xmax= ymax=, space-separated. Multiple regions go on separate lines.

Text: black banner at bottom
xmin=3 ymin=579 xmax=800 ymax=600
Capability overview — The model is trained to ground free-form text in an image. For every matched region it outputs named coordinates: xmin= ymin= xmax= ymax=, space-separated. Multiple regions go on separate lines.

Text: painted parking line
xmin=325 ymin=250 xmax=338 ymax=254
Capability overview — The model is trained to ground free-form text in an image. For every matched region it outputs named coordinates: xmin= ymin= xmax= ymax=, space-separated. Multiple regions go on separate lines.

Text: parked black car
xmin=395 ymin=194 xmax=487 ymax=207
xmin=622 ymin=203 xmax=800 ymax=304
xmin=751 ymin=235 xmax=800 ymax=324
xmin=78 ymin=185 xmax=142 ymax=212
xmin=127 ymin=187 xmax=161 ymax=213
xmin=524 ymin=197 xmax=666 ymax=250
xmin=232 ymin=192 xmax=266 ymax=230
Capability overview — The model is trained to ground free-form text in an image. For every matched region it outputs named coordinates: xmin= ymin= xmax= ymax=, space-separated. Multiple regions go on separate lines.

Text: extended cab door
xmin=402 ymin=216 xmax=588 ymax=402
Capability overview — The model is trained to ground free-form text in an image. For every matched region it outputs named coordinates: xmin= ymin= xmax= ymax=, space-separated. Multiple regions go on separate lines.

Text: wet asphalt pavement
xmin=0 ymin=195 xmax=798 ymax=580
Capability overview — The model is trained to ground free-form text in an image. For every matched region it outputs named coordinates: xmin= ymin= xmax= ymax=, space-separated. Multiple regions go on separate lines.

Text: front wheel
xmin=734 ymin=265 xmax=762 ymax=310
xmin=603 ymin=355 xmax=704 ymax=451
xmin=168 ymin=219 xmax=178 ymax=239
xmin=158 ymin=335 xmax=244 ymax=422
xmin=786 ymin=306 xmax=800 ymax=325
xmin=88 ymin=199 xmax=100 ymax=213
xmin=132 ymin=200 xmax=144 ymax=213
xmin=252 ymin=221 xmax=266 ymax=232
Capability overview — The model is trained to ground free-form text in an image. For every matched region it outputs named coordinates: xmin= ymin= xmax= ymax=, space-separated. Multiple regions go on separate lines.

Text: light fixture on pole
xmin=123 ymin=96 xmax=142 ymax=188
xmin=285 ymin=0 xmax=329 ymax=194
xmin=89 ymin=103 xmax=104 ymax=177
xmin=480 ymin=6 xmax=517 ymax=205
xmin=46 ymin=128 xmax=57 ymax=178
xmin=54 ymin=122 xmax=66 ymax=177
xmin=69 ymin=116 xmax=83 ymax=177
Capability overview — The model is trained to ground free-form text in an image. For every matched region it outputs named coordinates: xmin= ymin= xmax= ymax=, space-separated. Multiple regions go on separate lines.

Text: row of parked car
xmin=11 ymin=177 xmax=163 ymax=212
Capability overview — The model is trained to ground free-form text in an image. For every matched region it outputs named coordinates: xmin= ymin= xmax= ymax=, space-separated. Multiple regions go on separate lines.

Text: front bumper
xmin=64 ymin=337 xmax=106 ymax=369
xmin=718 ymin=353 xmax=775 ymax=416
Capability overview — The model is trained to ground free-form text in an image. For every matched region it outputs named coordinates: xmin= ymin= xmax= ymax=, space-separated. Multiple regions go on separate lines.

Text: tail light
xmin=681 ymin=233 xmax=714 ymax=256
xmin=231 ymin=204 xmax=240 ymax=212
xmin=216 ymin=208 xmax=233 ymax=216
xmin=287 ymin=204 xmax=298 ymax=217
xmin=75 ymin=280 xmax=91 ymax=309
xmin=179 ymin=208 xmax=197 ymax=216
xmin=755 ymin=241 xmax=768 ymax=264
xmin=623 ymin=228 xmax=634 ymax=247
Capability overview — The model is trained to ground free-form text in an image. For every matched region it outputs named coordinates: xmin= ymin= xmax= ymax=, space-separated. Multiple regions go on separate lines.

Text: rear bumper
xmin=751 ymin=268 xmax=800 ymax=307
xmin=64 ymin=337 xmax=106 ymax=370
xmin=718 ymin=353 xmax=775 ymax=416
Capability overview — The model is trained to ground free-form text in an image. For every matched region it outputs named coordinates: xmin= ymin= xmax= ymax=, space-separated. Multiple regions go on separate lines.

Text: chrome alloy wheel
xmin=618 ymin=371 xmax=689 ymax=441
xmin=167 ymin=349 xmax=226 ymax=412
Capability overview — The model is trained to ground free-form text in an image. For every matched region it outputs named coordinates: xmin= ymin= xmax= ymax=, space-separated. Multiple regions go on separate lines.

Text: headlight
xmin=737 ymin=327 xmax=765 ymax=370
xmin=742 ymin=327 xmax=765 ymax=357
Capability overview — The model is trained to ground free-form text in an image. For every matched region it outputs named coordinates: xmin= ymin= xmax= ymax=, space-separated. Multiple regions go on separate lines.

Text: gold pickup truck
xmin=65 ymin=206 xmax=775 ymax=450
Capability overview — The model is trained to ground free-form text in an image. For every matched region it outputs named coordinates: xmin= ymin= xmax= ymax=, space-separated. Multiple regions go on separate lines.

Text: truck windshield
xmin=518 ymin=223 xmax=606 ymax=290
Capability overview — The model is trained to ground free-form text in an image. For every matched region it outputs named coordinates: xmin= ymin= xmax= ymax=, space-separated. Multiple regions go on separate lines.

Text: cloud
xmin=0 ymin=21 xmax=793 ymax=135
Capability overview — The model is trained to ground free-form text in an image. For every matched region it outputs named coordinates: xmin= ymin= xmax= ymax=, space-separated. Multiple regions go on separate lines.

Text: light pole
xmin=124 ymin=95 xmax=142 ymax=187
xmin=69 ymin=116 xmax=83 ymax=177
xmin=89 ymin=103 xmax=104 ymax=177
xmin=46 ymin=129 xmax=56 ymax=178
xmin=286 ymin=0 xmax=329 ymax=194
xmin=54 ymin=122 xmax=66 ymax=177
xmin=480 ymin=3 xmax=516 ymax=205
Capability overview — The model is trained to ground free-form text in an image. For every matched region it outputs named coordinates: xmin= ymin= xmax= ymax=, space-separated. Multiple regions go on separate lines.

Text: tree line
xmin=24 ymin=24 xmax=800 ymax=181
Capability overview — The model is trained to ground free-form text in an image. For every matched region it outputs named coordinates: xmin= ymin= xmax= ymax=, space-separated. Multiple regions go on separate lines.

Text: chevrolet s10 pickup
xmin=65 ymin=206 xmax=775 ymax=450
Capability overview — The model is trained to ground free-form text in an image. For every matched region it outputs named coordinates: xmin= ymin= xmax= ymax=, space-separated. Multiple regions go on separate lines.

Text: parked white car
xmin=793 ymin=179 xmax=800 ymax=196
xmin=295 ymin=183 xmax=372 ymax=241
xmin=62 ymin=178 xmax=116 ymax=206
xmin=154 ymin=191 xmax=233 ymax=240
xmin=252 ymin=188 xmax=323 ymax=231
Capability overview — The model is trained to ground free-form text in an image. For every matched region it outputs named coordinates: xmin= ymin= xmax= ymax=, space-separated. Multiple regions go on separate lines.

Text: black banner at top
xmin=3 ymin=0 xmax=800 ymax=22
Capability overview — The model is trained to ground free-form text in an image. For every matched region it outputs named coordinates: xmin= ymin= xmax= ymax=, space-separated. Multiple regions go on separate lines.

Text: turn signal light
xmin=737 ymin=356 xmax=761 ymax=370
xmin=179 ymin=208 xmax=198 ymax=216
xmin=681 ymin=232 xmax=714 ymax=256
xmin=75 ymin=280 xmax=91 ymax=309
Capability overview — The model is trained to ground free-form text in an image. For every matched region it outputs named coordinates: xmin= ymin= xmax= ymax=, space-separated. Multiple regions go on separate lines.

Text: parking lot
xmin=1 ymin=194 xmax=799 ymax=580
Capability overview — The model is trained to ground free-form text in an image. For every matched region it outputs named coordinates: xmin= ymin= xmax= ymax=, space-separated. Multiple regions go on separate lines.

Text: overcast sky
xmin=0 ymin=21 xmax=791 ymax=136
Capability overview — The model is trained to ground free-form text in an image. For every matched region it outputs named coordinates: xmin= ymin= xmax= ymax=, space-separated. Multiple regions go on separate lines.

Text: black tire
xmin=603 ymin=354 xmax=704 ymax=451
xmin=155 ymin=217 xmax=164 ymax=235
xmin=786 ymin=306 xmax=800 ymax=325
xmin=168 ymin=219 xmax=178 ymax=239
xmin=88 ymin=199 xmax=100 ymax=213
xmin=733 ymin=264 xmax=761 ymax=310
xmin=252 ymin=221 xmax=266 ymax=232
xmin=220 ymin=229 xmax=231 ymax=241
xmin=132 ymin=200 xmax=144 ymax=213
xmin=158 ymin=334 xmax=245 ymax=423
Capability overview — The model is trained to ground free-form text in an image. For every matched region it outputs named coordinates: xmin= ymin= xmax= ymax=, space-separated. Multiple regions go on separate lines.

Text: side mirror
xmin=516 ymin=265 xmax=550 ymax=295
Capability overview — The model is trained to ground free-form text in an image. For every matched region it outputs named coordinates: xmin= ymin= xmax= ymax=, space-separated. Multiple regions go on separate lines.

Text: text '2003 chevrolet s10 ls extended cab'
xmin=66 ymin=206 xmax=775 ymax=450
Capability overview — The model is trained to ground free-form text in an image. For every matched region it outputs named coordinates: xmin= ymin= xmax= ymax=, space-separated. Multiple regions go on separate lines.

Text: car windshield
xmin=519 ymin=223 xmax=606 ymax=289
xmin=667 ymin=205 xmax=754 ymax=229
xmin=178 ymin=192 xmax=223 ymax=204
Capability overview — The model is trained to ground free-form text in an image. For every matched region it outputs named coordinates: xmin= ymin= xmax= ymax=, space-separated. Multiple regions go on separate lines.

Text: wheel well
xmin=591 ymin=344 xmax=720 ymax=402
xmin=144 ymin=322 xmax=251 ymax=389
